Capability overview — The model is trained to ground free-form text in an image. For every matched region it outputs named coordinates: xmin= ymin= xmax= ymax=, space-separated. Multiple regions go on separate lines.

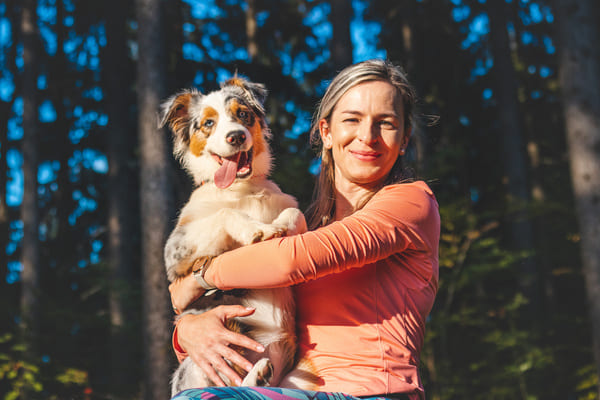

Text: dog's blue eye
xmin=203 ymin=119 xmax=214 ymax=127
xmin=238 ymin=110 xmax=247 ymax=119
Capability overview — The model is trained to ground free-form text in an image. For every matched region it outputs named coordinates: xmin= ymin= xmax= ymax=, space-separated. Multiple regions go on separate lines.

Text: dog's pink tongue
xmin=214 ymin=153 xmax=241 ymax=189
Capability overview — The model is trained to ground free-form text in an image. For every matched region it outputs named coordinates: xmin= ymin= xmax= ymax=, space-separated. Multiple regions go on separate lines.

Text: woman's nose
xmin=358 ymin=122 xmax=378 ymax=144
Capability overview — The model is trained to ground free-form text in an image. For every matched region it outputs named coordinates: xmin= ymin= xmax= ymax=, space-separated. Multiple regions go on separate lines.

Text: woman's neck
xmin=333 ymin=181 xmax=379 ymax=221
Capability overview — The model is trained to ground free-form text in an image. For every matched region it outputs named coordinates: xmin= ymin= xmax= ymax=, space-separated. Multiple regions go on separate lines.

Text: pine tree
xmin=554 ymin=0 xmax=600 ymax=395
xmin=135 ymin=0 xmax=175 ymax=398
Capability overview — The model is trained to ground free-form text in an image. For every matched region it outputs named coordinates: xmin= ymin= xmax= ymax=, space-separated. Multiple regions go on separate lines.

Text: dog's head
xmin=160 ymin=77 xmax=272 ymax=188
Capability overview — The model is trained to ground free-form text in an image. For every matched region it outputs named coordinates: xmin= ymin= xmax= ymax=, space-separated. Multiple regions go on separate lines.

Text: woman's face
xmin=320 ymin=80 xmax=409 ymax=191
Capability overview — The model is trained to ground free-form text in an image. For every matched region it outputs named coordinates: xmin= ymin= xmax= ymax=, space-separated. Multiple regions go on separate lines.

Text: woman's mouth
xmin=350 ymin=150 xmax=381 ymax=161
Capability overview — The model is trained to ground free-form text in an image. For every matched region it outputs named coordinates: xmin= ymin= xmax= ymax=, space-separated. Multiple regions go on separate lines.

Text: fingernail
xmin=245 ymin=307 xmax=255 ymax=311
xmin=256 ymin=345 xmax=265 ymax=352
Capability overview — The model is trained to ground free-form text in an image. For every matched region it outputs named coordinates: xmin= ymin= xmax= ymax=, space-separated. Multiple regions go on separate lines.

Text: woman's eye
xmin=343 ymin=118 xmax=358 ymax=123
xmin=379 ymin=120 xmax=395 ymax=128
xmin=203 ymin=119 xmax=214 ymax=127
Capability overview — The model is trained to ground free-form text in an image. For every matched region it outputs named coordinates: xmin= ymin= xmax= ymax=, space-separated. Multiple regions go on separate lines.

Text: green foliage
xmin=576 ymin=364 xmax=599 ymax=400
xmin=0 ymin=333 xmax=91 ymax=400
xmin=0 ymin=333 xmax=43 ymax=400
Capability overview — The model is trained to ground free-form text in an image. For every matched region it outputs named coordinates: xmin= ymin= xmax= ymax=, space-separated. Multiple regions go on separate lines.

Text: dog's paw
xmin=243 ymin=223 xmax=287 ymax=244
xmin=241 ymin=358 xmax=273 ymax=387
xmin=253 ymin=226 xmax=287 ymax=243
xmin=272 ymin=208 xmax=307 ymax=236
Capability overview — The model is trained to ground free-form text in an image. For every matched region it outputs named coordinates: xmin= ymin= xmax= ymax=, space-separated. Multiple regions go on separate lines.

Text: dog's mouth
xmin=212 ymin=148 xmax=253 ymax=189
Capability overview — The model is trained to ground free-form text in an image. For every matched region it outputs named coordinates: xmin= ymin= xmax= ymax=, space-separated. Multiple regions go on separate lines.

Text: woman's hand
xmin=169 ymin=273 xmax=206 ymax=313
xmin=176 ymin=305 xmax=265 ymax=386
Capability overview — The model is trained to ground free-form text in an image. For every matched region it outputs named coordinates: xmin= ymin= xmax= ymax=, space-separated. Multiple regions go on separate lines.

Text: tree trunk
xmin=246 ymin=0 xmax=258 ymax=60
xmin=104 ymin=0 xmax=138 ymax=396
xmin=50 ymin=0 xmax=74 ymax=268
xmin=0 ymin=98 xmax=9 ymax=283
xmin=554 ymin=0 xmax=600 ymax=395
xmin=19 ymin=0 xmax=41 ymax=351
xmin=398 ymin=3 xmax=427 ymax=175
xmin=330 ymin=0 xmax=352 ymax=71
xmin=488 ymin=0 xmax=539 ymax=316
xmin=135 ymin=0 xmax=174 ymax=398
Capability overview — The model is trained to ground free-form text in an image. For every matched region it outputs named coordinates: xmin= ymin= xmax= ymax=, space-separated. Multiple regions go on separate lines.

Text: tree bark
xmin=398 ymin=3 xmax=427 ymax=175
xmin=553 ymin=0 xmax=600 ymax=395
xmin=246 ymin=0 xmax=258 ymax=60
xmin=488 ymin=0 xmax=539 ymax=316
xmin=104 ymin=0 xmax=138 ymax=396
xmin=19 ymin=0 xmax=41 ymax=350
xmin=330 ymin=0 xmax=352 ymax=71
xmin=135 ymin=0 xmax=174 ymax=398
xmin=0 ymin=97 xmax=9 ymax=285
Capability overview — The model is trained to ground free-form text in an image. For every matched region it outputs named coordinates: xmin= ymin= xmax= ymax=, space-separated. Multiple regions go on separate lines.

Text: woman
xmin=169 ymin=59 xmax=440 ymax=400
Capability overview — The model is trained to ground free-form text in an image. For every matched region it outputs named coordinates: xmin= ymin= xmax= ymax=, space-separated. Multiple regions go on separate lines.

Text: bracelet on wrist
xmin=192 ymin=256 xmax=218 ymax=296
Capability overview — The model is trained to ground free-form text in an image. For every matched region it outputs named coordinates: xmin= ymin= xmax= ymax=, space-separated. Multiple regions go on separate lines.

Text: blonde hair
xmin=305 ymin=59 xmax=416 ymax=229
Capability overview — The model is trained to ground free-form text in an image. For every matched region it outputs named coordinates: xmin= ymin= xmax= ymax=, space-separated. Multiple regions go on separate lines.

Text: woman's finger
xmin=213 ymin=306 xmax=265 ymax=353
xmin=218 ymin=344 xmax=254 ymax=372
xmin=193 ymin=357 xmax=227 ymax=387
xmin=207 ymin=349 xmax=244 ymax=386
xmin=223 ymin=329 xmax=265 ymax=354
xmin=216 ymin=304 xmax=256 ymax=319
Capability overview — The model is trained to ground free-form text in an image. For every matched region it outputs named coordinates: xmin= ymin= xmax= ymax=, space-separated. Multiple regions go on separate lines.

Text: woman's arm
xmin=207 ymin=182 xmax=439 ymax=290
xmin=170 ymin=182 xmax=438 ymax=309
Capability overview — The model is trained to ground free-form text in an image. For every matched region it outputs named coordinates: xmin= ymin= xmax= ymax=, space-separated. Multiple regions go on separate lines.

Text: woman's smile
xmin=349 ymin=149 xmax=381 ymax=161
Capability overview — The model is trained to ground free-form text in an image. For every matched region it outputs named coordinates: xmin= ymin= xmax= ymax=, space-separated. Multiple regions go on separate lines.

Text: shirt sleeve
xmin=172 ymin=319 xmax=189 ymax=363
xmin=208 ymin=181 xmax=440 ymax=291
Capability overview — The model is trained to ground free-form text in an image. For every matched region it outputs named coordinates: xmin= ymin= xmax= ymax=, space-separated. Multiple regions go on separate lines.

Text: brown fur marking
xmin=189 ymin=135 xmax=206 ymax=157
xmin=228 ymin=99 xmax=252 ymax=126
xmin=168 ymin=93 xmax=193 ymax=136
xmin=224 ymin=77 xmax=246 ymax=89
xmin=229 ymin=99 xmax=266 ymax=157
xmin=250 ymin=120 xmax=266 ymax=158
xmin=200 ymin=106 xmax=219 ymax=136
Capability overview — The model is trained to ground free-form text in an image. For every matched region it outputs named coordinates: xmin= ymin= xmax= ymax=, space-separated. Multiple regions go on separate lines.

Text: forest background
xmin=1 ymin=0 xmax=600 ymax=399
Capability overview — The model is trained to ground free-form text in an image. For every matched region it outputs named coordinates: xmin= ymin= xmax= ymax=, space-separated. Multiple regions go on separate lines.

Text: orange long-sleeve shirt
xmin=175 ymin=181 xmax=440 ymax=399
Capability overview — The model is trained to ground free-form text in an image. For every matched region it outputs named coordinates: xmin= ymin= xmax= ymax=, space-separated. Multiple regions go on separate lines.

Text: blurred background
xmin=1 ymin=0 xmax=599 ymax=399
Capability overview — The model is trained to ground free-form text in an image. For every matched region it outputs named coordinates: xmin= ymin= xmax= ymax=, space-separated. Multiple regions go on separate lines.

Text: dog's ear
xmin=159 ymin=89 xmax=200 ymax=140
xmin=222 ymin=76 xmax=268 ymax=117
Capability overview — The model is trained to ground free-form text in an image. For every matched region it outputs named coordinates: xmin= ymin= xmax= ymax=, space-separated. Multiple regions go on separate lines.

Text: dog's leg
xmin=164 ymin=226 xmax=199 ymax=281
xmin=272 ymin=208 xmax=307 ymax=236
xmin=165 ymin=208 xmax=287 ymax=280
xmin=214 ymin=208 xmax=289 ymax=244
xmin=241 ymin=358 xmax=273 ymax=386
xmin=258 ymin=335 xmax=297 ymax=387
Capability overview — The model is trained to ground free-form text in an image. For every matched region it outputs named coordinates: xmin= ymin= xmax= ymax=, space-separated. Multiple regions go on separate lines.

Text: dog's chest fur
xmin=184 ymin=180 xmax=290 ymax=224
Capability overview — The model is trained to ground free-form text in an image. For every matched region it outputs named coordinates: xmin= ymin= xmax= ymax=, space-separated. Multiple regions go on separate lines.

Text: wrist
xmin=192 ymin=256 xmax=217 ymax=293
xmin=176 ymin=313 xmax=194 ymax=350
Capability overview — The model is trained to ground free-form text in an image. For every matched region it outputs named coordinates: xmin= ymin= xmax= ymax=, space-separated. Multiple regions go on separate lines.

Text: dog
xmin=160 ymin=77 xmax=314 ymax=396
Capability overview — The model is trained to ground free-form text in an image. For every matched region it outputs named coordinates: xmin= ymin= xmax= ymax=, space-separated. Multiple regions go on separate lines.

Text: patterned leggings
xmin=171 ymin=387 xmax=409 ymax=400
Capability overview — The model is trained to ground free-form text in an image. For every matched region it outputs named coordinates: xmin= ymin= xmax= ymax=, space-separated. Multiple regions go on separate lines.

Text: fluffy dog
xmin=160 ymin=77 xmax=310 ymax=396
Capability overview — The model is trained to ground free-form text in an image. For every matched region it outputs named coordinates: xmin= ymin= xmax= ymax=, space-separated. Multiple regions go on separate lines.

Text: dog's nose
xmin=226 ymin=130 xmax=246 ymax=146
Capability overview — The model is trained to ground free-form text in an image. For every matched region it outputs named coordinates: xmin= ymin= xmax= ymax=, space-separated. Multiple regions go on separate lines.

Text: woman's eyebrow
xmin=340 ymin=110 xmax=399 ymax=119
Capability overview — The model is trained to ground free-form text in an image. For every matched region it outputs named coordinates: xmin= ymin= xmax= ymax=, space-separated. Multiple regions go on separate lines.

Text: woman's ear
xmin=319 ymin=119 xmax=332 ymax=149
xmin=400 ymin=127 xmax=412 ymax=154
